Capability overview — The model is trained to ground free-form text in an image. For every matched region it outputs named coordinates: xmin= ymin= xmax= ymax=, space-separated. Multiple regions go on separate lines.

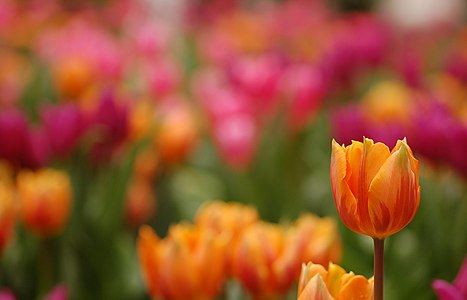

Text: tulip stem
xmin=374 ymin=238 xmax=384 ymax=300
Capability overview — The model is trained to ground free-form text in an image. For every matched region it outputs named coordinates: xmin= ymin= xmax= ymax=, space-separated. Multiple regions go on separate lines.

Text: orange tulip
xmin=155 ymin=101 xmax=198 ymax=164
xmin=194 ymin=200 xmax=259 ymax=238
xmin=0 ymin=182 xmax=16 ymax=253
xmin=293 ymin=214 xmax=342 ymax=267
xmin=330 ymin=137 xmax=420 ymax=239
xmin=124 ymin=178 xmax=156 ymax=227
xmin=230 ymin=221 xmax=289 ymax=299
xmin=297 ymin=262 xmax=374 ymax=300
xmin=137 ymin=224 xmax=228 ymax=300
xmin=230 ymin=215 xmax=341 ymax=300
xmin=17 ymin=169 xmax=72 ymax=237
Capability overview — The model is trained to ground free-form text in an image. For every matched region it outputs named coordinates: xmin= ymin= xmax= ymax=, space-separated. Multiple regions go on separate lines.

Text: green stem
xmin=373 ymin=238 xmax=385 ymax=300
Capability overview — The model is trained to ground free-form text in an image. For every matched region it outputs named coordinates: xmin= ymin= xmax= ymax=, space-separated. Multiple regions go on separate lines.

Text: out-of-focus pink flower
xmin=41 ymin=104 xmax=86 ymax=159
xmin=193 ymin=69 xmax=258 ymax=169
xmin=24 ymin=128 xmax=50 ymax=170
xmin=89 ymin=91 xmax=129 ymax=164
xmin=410 ymin=100 xmax=467 ymax=177
xmin=445 ymin=57 xmax=467 ymax=84
xmin=213 ymin=112 xmax=257 ymax=170
xmin=45 ymin=284 xmax=68 ymax=300
xmin=127 ymin=22 xmax=170 ymax=59
xmin=37 ymin=19 xmax=123 ymax=96
xmin=321 ymin=15 xmax=390 ymax=87
xmin=397 ymin=50 xmax=423 ymax=88
xmin=0 ymin=289 xmax=15 ymax=300
xmin=433 ymin=257 xmax=467 ymax=300
xmin=0 ymin=109 xmax=29 ymax=165
xmin=282 ymin=65 xmax=328 ymax=132
xmin=145 ymin=59 xmax=180 ymax=99
xmin=199 ymin=80 xmax=258 ymax=169
xmin=227 ymin=54 xmax=284 ymax=114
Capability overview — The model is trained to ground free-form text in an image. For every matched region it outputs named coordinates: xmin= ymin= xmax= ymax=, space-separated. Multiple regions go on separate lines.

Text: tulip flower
xmin=41 ymin=103 xmax=86 ymax=158
xmin=194 ymin=201 xmax=259 ymax=272
xmin=231 ymin=215 xmax=342 ymax=300
xmin=0 ymin=181 xmax=16 ymax=253
xmin=154 ymin=98 xmax=198 ymax=165
xmin=330 ymin=137 xmax=420 ymax=300
xmin=297 ymin=262 xmax=373 ymax=300
xmin=330 ymin=137 xmax=420 ymax=238
xmin=124 ymin=178 xmax=156 ymax=227
xmin=137 ymin=224 xmax=228 ymax=300
xmin=432 ymin=256 xmax=467 ymax=300
xmin=88 ymin=92 xmax=129 ymax=165
xmin=194 ymin=201 xmax=259 ymax=237
xmin=293 ymin=214 xmax=342 ymax=268
xmin=17 ymin=169 xmax=72 ymax=237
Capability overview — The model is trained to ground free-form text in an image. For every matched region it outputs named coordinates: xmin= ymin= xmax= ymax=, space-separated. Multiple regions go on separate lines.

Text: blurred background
xmin=0 ymin=0 xmax=466 ymax=299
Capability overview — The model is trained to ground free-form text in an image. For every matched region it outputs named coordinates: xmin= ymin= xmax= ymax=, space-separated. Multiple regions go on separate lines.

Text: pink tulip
xmin=41 ymin=103 xmax=85 ymax=158
xmin=433 ymin=257 xmax=467 ymax=300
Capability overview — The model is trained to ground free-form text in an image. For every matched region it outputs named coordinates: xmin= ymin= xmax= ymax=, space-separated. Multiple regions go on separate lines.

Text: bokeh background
xmin=0 ymin=0 xmax=466 ymax=299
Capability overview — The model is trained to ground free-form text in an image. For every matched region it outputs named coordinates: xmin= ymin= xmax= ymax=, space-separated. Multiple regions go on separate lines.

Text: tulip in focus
xmin=331 ymin=137 xmax=420 ymax=300
xmin=433 ymin=256 xmax=467 ymax=300
xmin=297 ymin=262 xmax=373 ymax=300
xmin=17 ymin=169 xmax=72 ymax=237
xmin=137 ymin=224 xmax=228 ymax=300
xmin=330 ymin=137 xmax=420 ymax=239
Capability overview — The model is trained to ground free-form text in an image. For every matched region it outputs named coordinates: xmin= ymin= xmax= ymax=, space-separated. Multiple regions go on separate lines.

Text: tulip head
xmin=0 ymin=181 xmax=16 ymax=253
xmin=194 ymin=200 xmax=259 ymax=237
xmin=298 ymin=262 xmax=373 ymax=300
xmin=17 ymin=169 xmax=72 ymax=237
xmin=330 ymin=137 xmax=420 ymax=239
xmin=137 ymin=224 xmax=228 ymax=300
xmin=231 ymin=214 xmax=342 ymax=300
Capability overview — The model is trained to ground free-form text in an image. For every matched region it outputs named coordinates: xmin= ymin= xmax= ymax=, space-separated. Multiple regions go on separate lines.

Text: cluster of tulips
xmin=0 ymin=0 xmax=466 ymax=299
xmin=138 ymin=200 xmax=342 ymax=300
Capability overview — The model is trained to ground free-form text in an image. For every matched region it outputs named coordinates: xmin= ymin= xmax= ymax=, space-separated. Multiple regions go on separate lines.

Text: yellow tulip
xmin=330 ymin=137 xmax=420 ymax=239
xmin=298 ymin=262 xmax=374 ymax=300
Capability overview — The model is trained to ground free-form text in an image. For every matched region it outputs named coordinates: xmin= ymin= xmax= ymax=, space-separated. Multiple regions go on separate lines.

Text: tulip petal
xmin=327 ymin=263 xmax=346 ymax=298
xmin=298 ymin=274 xmax=334 ymax=300
xmin=299 ymin=263 xmax=328 ymax=295
xmin=368 ymin=141 xmax=420 ymax=238
xmin=338 ymin=275 xmax=372 ymax=300
xmin=331 ymin=140 xmax=360 ymax=234
xmin=453 ymin=257 xmax=467 ymax=298
xmin=137 ymin=226 xmax=160 ymax=297
xmin=432 ymin=280 xmax=464 ymax=300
